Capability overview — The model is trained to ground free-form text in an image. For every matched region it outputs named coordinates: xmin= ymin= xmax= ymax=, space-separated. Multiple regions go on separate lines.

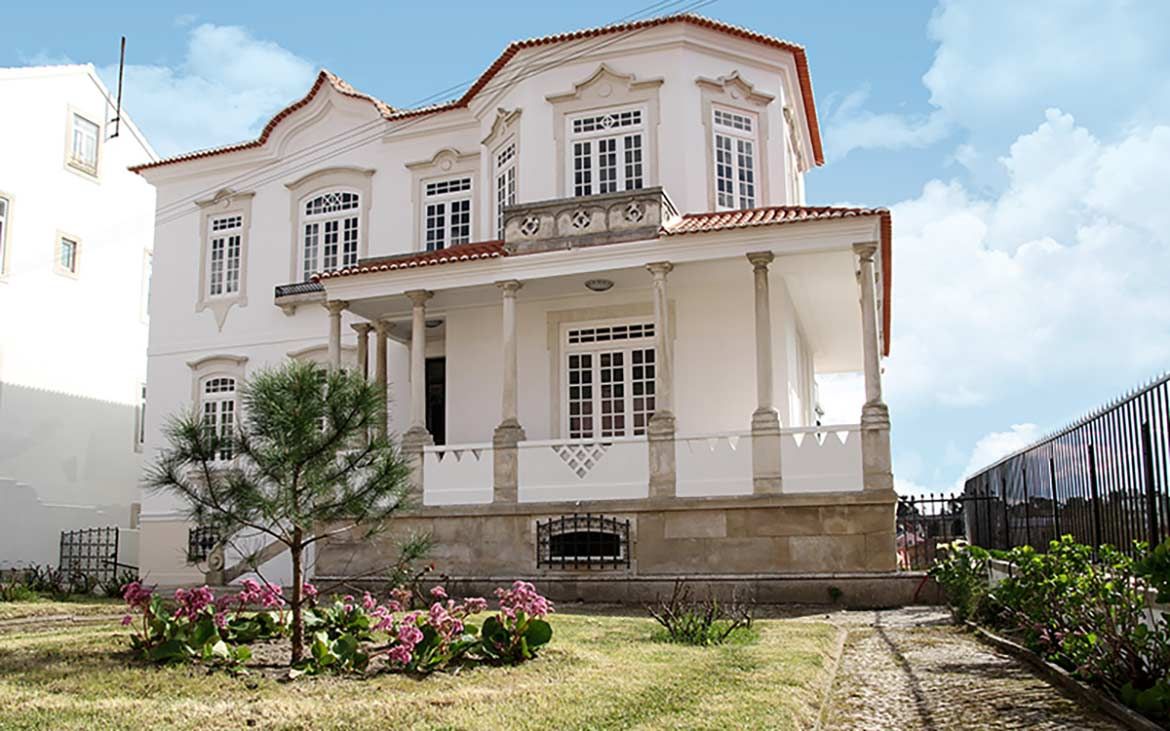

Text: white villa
xmin=134 ymin=14 xmax=897 ymax=598
xmin=0 ymin=65 xmax=156 ymax=567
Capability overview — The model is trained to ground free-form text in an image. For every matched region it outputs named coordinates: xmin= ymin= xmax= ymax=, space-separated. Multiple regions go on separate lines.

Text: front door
xmin=425 ymin=357 xmax=446 ymax=445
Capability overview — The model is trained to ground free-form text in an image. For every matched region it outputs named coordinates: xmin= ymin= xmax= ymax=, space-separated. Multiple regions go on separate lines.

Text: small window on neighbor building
xmin=0 ymin=196 xmax=9 ymax=275
xmin=68 ymin=112 xmax=100 ymax=174
xmin=57 ymin=236 xmax=79 ymax=276
xmin=135 ymin=383 xmax=147 ymax=451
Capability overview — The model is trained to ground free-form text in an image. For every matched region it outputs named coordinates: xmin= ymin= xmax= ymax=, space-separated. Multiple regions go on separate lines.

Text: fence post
xmin=1143 ymin=421 xmax=1160 ymax=546
xmin=1049 ymin=454 xmax=1061 ymax=540
xmin=1088 ymin=443 xmax=1103 ymax=551
xmin=1001 ymin=476 xmax=1011 ymax=550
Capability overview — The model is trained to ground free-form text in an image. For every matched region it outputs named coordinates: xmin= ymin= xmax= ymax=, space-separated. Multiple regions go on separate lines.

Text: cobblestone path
xmin=820 ymin=607 xmax=1124 ymax=730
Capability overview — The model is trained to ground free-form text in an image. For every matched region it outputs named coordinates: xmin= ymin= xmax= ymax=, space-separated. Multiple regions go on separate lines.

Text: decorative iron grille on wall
xmin=187 ymin=526 xmax=220 ymax=563
xmin=59 ymin=526 xmax=121 ymax=584
xmin=536 ymin=513 xmax=631 ymax=570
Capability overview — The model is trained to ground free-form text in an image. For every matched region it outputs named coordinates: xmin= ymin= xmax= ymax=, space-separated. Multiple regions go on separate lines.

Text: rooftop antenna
xmin=109 ymin=36 xmax=126 ymax=139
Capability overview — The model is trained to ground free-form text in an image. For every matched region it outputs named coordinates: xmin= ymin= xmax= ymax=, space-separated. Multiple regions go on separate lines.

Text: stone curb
xmin=813 ymin=625 xmax=849 ymax=731
xmin=967 ymin=622 xmax=1163 ymax=731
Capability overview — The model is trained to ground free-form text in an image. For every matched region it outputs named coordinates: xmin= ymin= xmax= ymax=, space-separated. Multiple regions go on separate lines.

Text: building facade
xmin=0 ymin=65 xmax=156 ymax=567
xmin=134 ymin=15 xmax=896 ymax=593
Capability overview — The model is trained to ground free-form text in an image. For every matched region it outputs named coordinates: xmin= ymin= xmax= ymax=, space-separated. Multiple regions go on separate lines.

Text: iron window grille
xmin=59 ymin=526 xmax=122 ymax=584
xmin=537 ymin=513 xmax=631 ymax=570
xmin=187 ymin=526 xmax=220 ymax=563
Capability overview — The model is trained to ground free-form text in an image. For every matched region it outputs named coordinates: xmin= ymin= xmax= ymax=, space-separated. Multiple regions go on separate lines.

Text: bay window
xmin=567 ymin=108 xmax=645 ymax=197
xmin=712 ymin=107 xmax=758 ymax=210
xmin=494 ymin=142 xmax=516 ymax=240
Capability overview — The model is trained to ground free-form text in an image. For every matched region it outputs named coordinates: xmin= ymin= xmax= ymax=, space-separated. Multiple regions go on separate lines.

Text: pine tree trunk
xmin=289 ymin=532 xmax=304 ymax=665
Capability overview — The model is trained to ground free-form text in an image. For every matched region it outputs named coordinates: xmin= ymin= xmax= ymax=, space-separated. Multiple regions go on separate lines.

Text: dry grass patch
xmin=0 ymin=606 xmax=839 ymax=730
xmin=0 ymin=598 xmax=122 ymax=622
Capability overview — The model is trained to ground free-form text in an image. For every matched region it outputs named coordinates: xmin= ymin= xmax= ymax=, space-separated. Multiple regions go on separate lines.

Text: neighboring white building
xmin=134 ymin=15 xmax=896 ymax=591
xmin=0 ymin=65 xmax=157 ymax=567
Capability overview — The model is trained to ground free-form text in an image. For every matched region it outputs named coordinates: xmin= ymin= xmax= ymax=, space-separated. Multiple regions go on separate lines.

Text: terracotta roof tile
xmin=132 ymin=13 xmax=823 ymax=173
xmin=312 ymin=240 xmax=507 ymax=281
xmin=664 ymin=205 xmax=892 ymax=355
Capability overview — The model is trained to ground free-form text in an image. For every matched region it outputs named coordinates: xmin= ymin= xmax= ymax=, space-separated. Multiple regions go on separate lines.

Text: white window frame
xmin=200 ymin=375 xmax=237 ymax=462
xmin=0 ymin=194 xmax=9 ymax=277
xmin=67 ymin=111 xmax=100 ymax=176
xmin=562 ymin=319 xmax=657 ymax=440
xmin=494 ymin=141 xmax=517 ymax=240
xmin=566 ymin=106 xmax=646 ymax=198
xmin=712 ymin=106 xmax=759 ymax=211
xmin=207 ymin=215 xmax=243 ymax=298
xmin=55 ymin=234 xmax=80 ymax=277
xmin=422 ymin=176 xmax=473 ymax=251
xmin=300 ymin=189 xmax=361 ymax=280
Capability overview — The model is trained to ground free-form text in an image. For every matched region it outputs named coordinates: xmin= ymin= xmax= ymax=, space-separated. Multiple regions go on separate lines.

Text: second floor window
xmin=495 ymin=143 xmax=516 ymax=240
xmin=69 ymin=113 xmax=100 ymax=174
xmin=712 ymin=108 xmax=758 ymax=210
xmin=424 ymin=177 xmax=472 ymax=251
xmin=57 ymin=236 xmax=79 ymax=276
xmin=302 ymin=191 xmax=360 ymax=279
xmin=568 ymin=108 xmax=645 ymax=197
xmin=208 ymin=215 xmax=241 ymax=297
xmin=201 ymin=376 xmax=236 ymax=461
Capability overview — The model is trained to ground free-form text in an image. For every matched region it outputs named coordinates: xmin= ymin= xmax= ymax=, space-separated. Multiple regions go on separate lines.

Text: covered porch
xmin=311 ymin=203 xmax=892 ymax=511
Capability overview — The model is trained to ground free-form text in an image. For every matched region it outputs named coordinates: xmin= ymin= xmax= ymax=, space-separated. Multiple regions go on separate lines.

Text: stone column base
xmin=401 ymin=426 xmax=434 ymax=502
xmin=751 ymin=408 xmax=783 ymax=495
xmin=492 ymin=421 xmax=525 ymax=504
xmin=860 ymin=401 xmax=893 ymax=491
xmin=647 ymin=412 xmax=677 ymax=499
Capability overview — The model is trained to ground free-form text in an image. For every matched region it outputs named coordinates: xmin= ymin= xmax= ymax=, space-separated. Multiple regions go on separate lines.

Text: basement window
xmin=537 ymin=514 xmax=630 ymax=570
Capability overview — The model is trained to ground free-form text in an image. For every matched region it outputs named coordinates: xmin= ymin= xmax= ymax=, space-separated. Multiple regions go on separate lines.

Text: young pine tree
xmin=147 ymin=359 xmax=418 ymax=664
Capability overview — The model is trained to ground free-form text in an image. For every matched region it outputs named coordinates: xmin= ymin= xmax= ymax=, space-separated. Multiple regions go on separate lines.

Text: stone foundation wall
xmin=316 ymin=490 xmax=898 ymax=580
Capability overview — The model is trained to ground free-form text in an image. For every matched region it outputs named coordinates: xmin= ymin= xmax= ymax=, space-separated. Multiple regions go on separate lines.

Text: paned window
xmin=423 ymin=176 xmax=473 ymax=251
xmin=565 ymin=322 xmax=656 ymax=439
xmin=302 ymin=191 xmax=360 ymax=280
xmin=494 ymin=143 xmax=517 ymax=240
xmin=713 ymin=107 xmax=758 ymax=210
xmin=201 ymin=377 xmax=236 ymax=461
xmin=208 ymin=215 xmax=242 ymax=297
xmin=58 ymin=237 xmax=79 ymax=275
xmin=0 ymin=196 xmax=8 ymax=275
xmin=568 ymin=108 xmax=645 ymax=197
xmin=69 ymin=113 xmax=99 ymax=173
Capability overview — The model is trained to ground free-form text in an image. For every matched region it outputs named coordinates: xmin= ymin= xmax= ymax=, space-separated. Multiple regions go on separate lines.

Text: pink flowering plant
xmin=121 ymin=581 xmax=260 ymax=667
xmin=479 ymin=581 xmax=555 ymax=664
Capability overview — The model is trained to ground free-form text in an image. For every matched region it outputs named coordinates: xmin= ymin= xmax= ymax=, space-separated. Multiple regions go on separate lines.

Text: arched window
xmin=301 ymin=190 xmax=360 ymax=280
xmin=201 ymin=376 xmax=236 ymax=461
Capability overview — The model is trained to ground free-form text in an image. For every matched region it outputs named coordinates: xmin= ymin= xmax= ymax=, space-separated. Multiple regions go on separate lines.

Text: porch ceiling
xmin=775 ymin=249 xmax=863 ymax=373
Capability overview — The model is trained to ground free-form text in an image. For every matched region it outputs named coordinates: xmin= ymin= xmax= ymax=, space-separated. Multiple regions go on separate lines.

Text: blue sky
xmin=5 ymin=0 xmax=1169 ymax=494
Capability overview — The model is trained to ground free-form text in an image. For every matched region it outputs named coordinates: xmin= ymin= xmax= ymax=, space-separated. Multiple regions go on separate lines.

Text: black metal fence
xmin=536 ymin=514 xmax=631 ymax=570
xmin=897 ymin=492 xmax=994 ymax=570
xmin=59 ymin=526 xmax=122 ymax=584
xmin=963 ymin=372 xmax=1170 ymax=557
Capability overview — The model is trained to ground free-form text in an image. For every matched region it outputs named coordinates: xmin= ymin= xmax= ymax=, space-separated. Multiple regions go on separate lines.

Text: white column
xmin=373 ymin=320 xmax=389 ymax=438
xmin=854 ymin=241 xmax=893 ymax=494
xmin=403 ymin=290 xmax=434 ymax=442
xmin=747 ymin=252 xmax=782 ymax=494
xmin=325 ymin=300 xmax=348 ymax=371
xmin=646 ymin=261 xmax=676 ymax=498
xmin=493 ymin=280 xmax=525 ymax=503
xmin=351 ymin=323 xmax=372 ymax=380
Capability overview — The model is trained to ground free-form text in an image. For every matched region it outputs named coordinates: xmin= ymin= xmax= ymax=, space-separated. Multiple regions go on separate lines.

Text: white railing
xmin=675 ymin=432 xmax=753 ymax=497
xmin=779 ymin=425 xmax=864 ymax=493
xmin=518 ymin=436 xmax=649 ymax=502
xmin=422 ymin=442 xmax=494 ymax=506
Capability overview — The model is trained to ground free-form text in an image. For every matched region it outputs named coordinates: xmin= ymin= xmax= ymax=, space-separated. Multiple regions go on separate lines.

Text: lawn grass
xmin=0 ymin=604 xmax=840 ymax=730
xmin=0 ymin=597 xmax=122 ymax=622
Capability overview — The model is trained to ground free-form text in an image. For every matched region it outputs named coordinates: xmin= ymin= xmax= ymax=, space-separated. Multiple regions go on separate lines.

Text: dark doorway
xmin=425 ymin=357 xmax=446 ymax=445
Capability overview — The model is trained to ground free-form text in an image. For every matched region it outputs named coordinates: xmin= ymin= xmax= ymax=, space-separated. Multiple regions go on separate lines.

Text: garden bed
xmin=0 ymin=606 xmax=839 ymax=730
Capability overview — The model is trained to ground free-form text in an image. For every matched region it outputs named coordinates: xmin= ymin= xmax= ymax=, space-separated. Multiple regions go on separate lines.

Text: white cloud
xmin=960 ymin=423 xmax=1041 ymax=479
xmin=824 ymin=85 xmax=950 ymax=160
xmin=99 ymin=24 xmax=316 ymax=157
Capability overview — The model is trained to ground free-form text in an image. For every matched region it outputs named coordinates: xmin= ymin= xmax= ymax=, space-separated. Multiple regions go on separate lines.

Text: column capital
xmin=372 ymin=318 xmax=393 ymax=335
xmin=646 ymin=261 xmax=673 ymax=278
xmin=350 ymin=322 xmax=373 ymax=335
xmin=495 ymin=279 xmax=523 ymax=295
xmin=404 ymin=289 xmax=433 ymax=307
xmin=852 ymin=241 xmax=879 ymax=261
xmin=746 ymin=251 xmax=775 ymax=269
xmin=324 ymin=300 xmax=349 ymax=315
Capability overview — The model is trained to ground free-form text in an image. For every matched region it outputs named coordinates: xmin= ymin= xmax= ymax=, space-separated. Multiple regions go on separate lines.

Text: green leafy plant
xmin=645 ymin=580 xmax=753 ymax=647
xmin=1134 ymin=539 xmax=1170 ymax=603
xmin=927 ymin=539 xmax=992 ymax=623
xmin=0 ymin=573 xmax=39 ymax=602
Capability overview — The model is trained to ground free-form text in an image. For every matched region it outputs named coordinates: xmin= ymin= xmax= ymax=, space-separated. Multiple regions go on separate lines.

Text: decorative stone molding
xmin=503 ymin=186 xmax=677 ymax=254
xmin=481 ymin=107 xmax=522 ymax=148
xmin=546 ymin=64 xmax=664 ymax=198
xmin=185 ymin=354 xmax=247 ymax=403
xmin=696 ymin=71 xmax=775 ymax=210
xmin=285 ymin=167 xmax=375 ymax=283
xmin=195 ymin=190 xmax=255 ymax=331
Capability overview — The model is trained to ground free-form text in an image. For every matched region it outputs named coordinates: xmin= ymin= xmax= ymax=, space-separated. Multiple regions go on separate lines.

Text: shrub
xmin=479 ymin=581 xmax=554 ymax=664
xmin=645 ymin=580 xmax=753 ymax=647
xmin=0 ymin=574 xmax=39 ymax=602
xmin=927 ymin=539 xmax=992 ymax=623
xmin=1134 ymin=538 xmax=1170 ymax=603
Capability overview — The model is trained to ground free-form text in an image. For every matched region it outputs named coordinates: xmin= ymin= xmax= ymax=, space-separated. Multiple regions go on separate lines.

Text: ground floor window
xmin=565 ymin=322 xmax=656 ymax=439
xmin=537 ymin=514 xmax=630 ymax=570
xmin=201 ymin=376 xmax=236 ymax=461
